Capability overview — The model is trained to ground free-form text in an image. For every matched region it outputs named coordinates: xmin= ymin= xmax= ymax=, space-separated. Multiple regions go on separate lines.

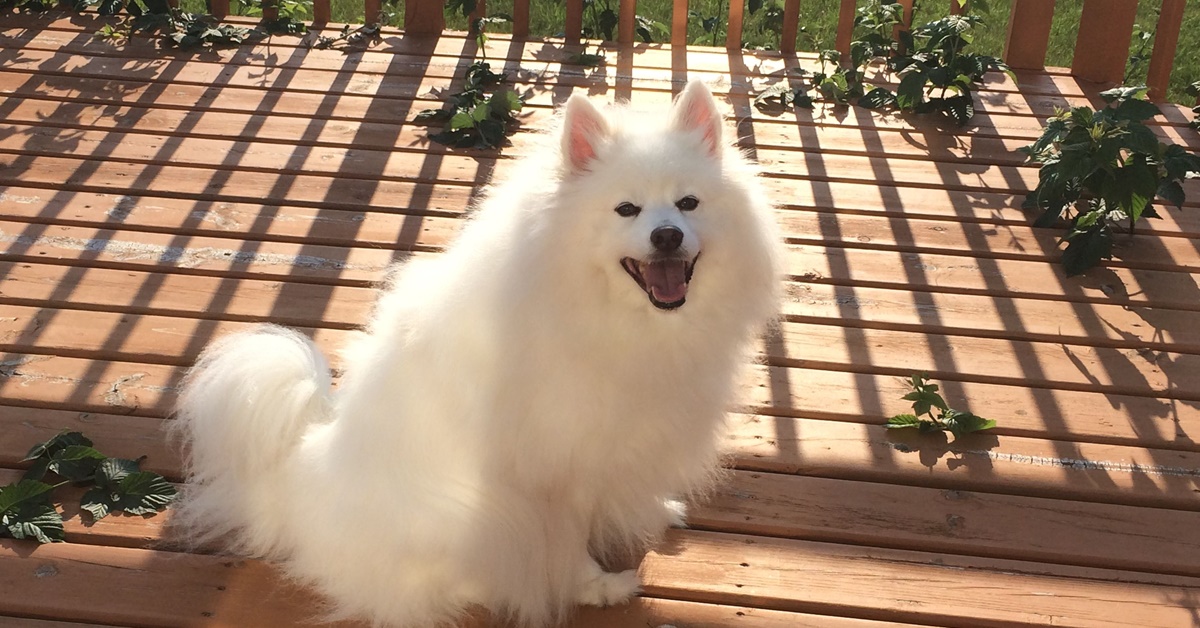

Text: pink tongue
xmin=643 ymin=259 xmax=689 ymax=303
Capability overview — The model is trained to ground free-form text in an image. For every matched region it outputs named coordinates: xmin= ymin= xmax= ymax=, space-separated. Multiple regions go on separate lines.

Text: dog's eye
xmin=614 ymin=202 xmax=641 ymax=217
xmin=675 ymin=196 xmax=699 ymax=211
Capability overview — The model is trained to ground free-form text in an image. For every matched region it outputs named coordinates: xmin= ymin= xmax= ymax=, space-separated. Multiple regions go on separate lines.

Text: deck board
xmin=2 ymin=11 xmax=1199 ymax=628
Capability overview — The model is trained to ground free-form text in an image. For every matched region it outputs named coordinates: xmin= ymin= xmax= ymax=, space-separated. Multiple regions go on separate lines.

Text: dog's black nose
xmin=651 ymin=226 xmax=684 ymax=252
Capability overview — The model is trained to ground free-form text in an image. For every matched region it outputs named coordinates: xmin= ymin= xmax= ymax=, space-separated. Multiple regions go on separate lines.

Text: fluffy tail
xmin=169 ymin=325 xmax=333 ymax=556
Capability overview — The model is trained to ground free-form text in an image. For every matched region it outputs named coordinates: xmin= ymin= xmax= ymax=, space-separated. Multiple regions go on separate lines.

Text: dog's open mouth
xmin=620 ymin=256 xmax=697 ymax=310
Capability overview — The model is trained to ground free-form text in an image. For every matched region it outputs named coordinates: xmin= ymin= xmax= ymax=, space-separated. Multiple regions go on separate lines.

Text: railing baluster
xmin=565 ymin=0 xmax=584 ymax=41
xmin=834 ymin=0 xmax=855 ymax=60
xmin=949 ymin=0 xmax=964 ymax=16
xmin=673 ymin=0 xmax=689 ymax=46
xmin=210 ymin=0 xmax=229 ymax=18
xmin=365 ymin=0 xmax=380 ymax=24
xmin=618 ymin=0 xmax=636 ymax=43
xmin=725 ymin=0 xmax=743 ymax=49
xmin=403 ymin=0 xmax=445 ymax=33
xmin=1003 ymin=0 xmax=1054 ymax=70
xmin=1071 ymin=0 xmax=1138 ymax=84
xmin=513 ymin=0 xmax=531 ymax=37
xmin=470 ymin=0 xmax=487 ymax=25
xmin=779 ymin=0 xmax=800 ymax=53
xmin=893 ymin=0 xmax=913 ymax=53
xmin=313 ymin=0 xmax=330 ymax=22
xmin=1147 ymin=0 xmax=1185 ymax=101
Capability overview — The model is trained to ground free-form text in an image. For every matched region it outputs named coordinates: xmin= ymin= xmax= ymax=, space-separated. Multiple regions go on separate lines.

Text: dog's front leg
xmin=574 ymin=556 xmax=640 ymax=607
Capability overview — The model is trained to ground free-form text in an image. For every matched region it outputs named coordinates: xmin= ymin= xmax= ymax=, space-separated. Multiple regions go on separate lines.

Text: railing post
xmin=1003 ymin=0 xmax=1054 ymax=70
xmin=403 ymin=0 xmax=445 ymax=33
xmin=674 ymin=0 xmax=689 ymax=46
xmin=313 ymin=0 xmax=330 ymax=22
xmin=725 ymin=0 xmax=743 ymax=49
xmin=565 ymin=0 xmax=584 ymax=41
xmin=210 ymin=0 xmax=229 ymax=18
xmin=618 ymin=0 xmax=635 ymax=43
xmin=834 ymin=0 xmax=855 ymax=60
xmin=1071 ymin=0 xmax=1138 ymax=84
xmin=779 ymin=0 xmax=800 ymax=53
xmin=1147 ymin=0 xmax=1185 ymax=101
xmin=893 ymin=0 xmax=914 ymax=54
xmin=513 ymin=0 xmax=531 ymax=37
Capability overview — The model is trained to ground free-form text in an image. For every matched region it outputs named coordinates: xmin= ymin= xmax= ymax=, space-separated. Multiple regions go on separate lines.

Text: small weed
xmin=885 ymin=373 xmax=996 ymax=438
xmin=1 ymin=431 xmax=176 ymax=544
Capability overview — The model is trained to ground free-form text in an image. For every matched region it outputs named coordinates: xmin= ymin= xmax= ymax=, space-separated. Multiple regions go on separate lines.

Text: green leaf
xmin=885 ymin=414 xmax=922 ymax=429
xmin=82 ymin=471 xmax=177 ymax=520
xmin=94 ymin=457 xmax=142 ymax=488
xmin=24 ymin=431 xmax=93 ymax=463
xmin=42 ymin=445 xmax=107 ymax=483
xmin=0 ymin=480 xmax=63 ymax=544
xmin=896 ymin=70 xmax=927 ymax=110
xmin=903 ymin=389 xmax=948 ymax=416
xmin=449 ymin=111 xmax=475 ymax=131
xmin=859 ymin=87 xmax=896 ymax=109
xmin=942 ymin=409 xmax=996 ymax=437
xmin=1062 ymin=221 xmax=1113 ymax=276
xmin=1157 ymin=180 xmax=1186 ymax=210
xmin=1099 ymin=85 xmax=1149 ymax=103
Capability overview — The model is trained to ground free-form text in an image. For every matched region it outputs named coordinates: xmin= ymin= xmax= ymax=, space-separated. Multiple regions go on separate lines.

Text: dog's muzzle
xmin=620 ymin=255 xmax=697 ymax=310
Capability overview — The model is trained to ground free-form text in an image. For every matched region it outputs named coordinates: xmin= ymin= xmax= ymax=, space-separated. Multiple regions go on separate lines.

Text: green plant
xmin=567 ymin=44 xmax=606 ymax=67
xmin=311 ymin=23 xmax=382 ymax=49
xmin=882 ymin=14 xmax=1014 ymax=125
xmin=885 ymin=374 xmax=996 ymax=437
xmin=1020 ymin=86 xmax=1200 ymax=275
xmin=238 ymin=0 xmax=310 ymax=35
xmin=1 ymin=431 xmax=176 ymax=544
xmin=754 ymin=3 xmax=1011 ymax=125
xmin=413 ymin=61 xmax=524 ymax=149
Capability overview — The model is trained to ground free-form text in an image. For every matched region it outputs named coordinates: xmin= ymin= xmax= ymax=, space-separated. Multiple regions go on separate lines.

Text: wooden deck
xmin=2 ymin=12 xmax=1200 ymax=627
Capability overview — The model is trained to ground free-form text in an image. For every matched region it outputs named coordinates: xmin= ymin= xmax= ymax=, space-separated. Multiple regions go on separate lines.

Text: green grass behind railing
xmin=183 ymin=0 xmax=1198 ymax=104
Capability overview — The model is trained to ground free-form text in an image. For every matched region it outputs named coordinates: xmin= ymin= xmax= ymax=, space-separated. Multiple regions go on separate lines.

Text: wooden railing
xmin=208 ymin=0 xmax=1188 ymax=102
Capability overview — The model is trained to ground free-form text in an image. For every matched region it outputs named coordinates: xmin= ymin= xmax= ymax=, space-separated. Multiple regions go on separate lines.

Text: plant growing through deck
xmin=1020 ymin=86 xmax=1200 ymax=275
xmin=885 ymin=373 xmax=996 ymax=437
xmin=413 ymin=18 xmax=526 ymax=150
xmin=1 ymin=431 xmax=175 ymax=544
xmin=754 ymin=2 xmax=1011 ymax=125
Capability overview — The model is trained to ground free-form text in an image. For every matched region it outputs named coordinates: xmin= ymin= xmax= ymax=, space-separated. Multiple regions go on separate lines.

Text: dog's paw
xmin=576 ymin=568 xmax=640 ymax=607
xmin=663 ymin=498 xmax=688 ymax=528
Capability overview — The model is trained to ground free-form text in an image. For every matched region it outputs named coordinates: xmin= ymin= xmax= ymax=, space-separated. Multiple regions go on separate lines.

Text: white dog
xmin=172 ymin=80 xmax=781 ymax=627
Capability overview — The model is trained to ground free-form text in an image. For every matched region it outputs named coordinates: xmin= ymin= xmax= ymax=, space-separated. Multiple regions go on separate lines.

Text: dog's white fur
xmin=171 ymin=81 xmax=782 ymax=627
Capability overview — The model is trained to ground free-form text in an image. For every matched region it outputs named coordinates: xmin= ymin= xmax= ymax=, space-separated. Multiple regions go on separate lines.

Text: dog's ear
xmin=562 ymin=94 xmax=611 ymax=173
xmin=670 ymin=81 xmax=723 ymax=158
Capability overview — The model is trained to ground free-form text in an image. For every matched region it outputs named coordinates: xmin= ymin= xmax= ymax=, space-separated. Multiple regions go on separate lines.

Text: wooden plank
xmin=0 ymin=262 xmax=374 ymax=328
xmin=1003 ymin=0 xmax=1054 ymax=70
xmin=640 ymin=530 xmax=1200 ymax=627
xmin=1071 ymin=0 xmax=1138 ymax=85
xmin=0 ymin=538 xmax=953 ymax=627
xmin=0 ymin=407 xmax=176 ymax=477
xmin=1147 ymin=0 xmax=1185 ymax=102
xmin=733 ymin=411 xmax=1200 ymax=511
xmin=694 ymin=471 xmax=1200 ymax=577
xmin=779 ymin=0 xmax=800 ymax=53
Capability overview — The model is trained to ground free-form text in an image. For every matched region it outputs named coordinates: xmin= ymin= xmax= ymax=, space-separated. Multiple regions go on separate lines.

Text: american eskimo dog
xmin=172 ymin=80 xmax=781 ymax=626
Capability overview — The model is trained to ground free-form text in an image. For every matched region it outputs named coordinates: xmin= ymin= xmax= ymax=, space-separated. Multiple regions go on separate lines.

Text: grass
xmin=188 ymin=0 xmax=1199 ymax=104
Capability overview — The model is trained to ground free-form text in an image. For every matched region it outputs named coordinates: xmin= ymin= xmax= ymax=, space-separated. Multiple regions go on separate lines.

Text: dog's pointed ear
xmin=670 ymin=81 xmax=723 ymax=158
xmin=561 ymin=93 xmax=611 ymax=174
